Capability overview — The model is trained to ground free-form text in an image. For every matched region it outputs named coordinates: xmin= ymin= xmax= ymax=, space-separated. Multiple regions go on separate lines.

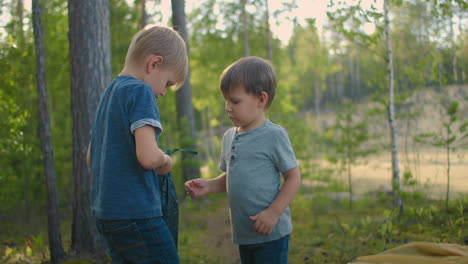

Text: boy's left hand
xmin=249 ymin=209 xmax=280 ymax=235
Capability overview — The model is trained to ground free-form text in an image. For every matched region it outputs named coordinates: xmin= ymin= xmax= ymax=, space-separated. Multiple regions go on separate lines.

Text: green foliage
xmin=414 ymin=99 xmax=467 ymax=211
xmin=0 ymin=0 xmax=467 ymax=262
xmin=323 ymin=101 xmax=378 ymax=208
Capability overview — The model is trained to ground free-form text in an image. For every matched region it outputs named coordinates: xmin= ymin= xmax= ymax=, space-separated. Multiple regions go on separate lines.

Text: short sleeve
xmin=127 ymin=85 xmax=163 ymax=137
xmin=219 ymin=133 xmax=228 ymax=172
xmin=271 ymin=128 xmax=297 ymax=173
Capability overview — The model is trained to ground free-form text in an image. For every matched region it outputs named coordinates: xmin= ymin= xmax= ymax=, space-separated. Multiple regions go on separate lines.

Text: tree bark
xmin=32 ymin=0 xmax=65 ymax=262
xmin=265 ymin=0 xmax=272 ymax=61
xmin=171 ymin=0 xmax=200 ymax=184
xmin=138 ymin=0 xmax=147 ymax=29
xmin=384 ymin=0 xmax=403 ymax=213
xmin=68 ymin=0 xmax=111 ymax=255
xmin=241 ymin=0 xmax=250 ymax=57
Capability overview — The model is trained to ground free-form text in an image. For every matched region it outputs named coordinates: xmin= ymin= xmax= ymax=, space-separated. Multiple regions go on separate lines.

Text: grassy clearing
xmin=2 ymin=148 xmax=467 ymax=264
xmin=175 ymin=187 xmax=468 ymax=264
xmin=1 ymin=189 xmax=467 ymax=264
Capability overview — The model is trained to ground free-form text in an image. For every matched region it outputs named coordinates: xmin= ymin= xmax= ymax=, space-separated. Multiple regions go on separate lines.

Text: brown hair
xmin=220 ymin=56 xmax=276 ymax=108
xmin=125 ymin=24 xmax=188 ymax=89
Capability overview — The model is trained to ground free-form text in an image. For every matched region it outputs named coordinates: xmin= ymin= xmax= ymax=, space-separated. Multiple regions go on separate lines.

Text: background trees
xmin=0 ymin=0 xmax=466 ymax=262
xmin=68 ymin=0 xmax=111 ymax=255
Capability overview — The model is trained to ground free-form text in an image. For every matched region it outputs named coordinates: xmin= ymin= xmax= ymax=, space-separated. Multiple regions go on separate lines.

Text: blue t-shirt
xmin=219 ymin=120 xmax=298 ymax=245
xmin=90 ymin=75 xmax=163 ymax=219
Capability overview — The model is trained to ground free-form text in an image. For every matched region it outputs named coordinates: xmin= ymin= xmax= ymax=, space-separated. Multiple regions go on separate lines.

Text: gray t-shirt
xmin=219 ymin=120 xmax=298 ymax=245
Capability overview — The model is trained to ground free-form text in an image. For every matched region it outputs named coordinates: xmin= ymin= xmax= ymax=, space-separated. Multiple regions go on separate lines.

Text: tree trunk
xmin=32 ymin=0 xmax=65 ymax=262
xmin=68 ymin=0 xmax=111 ymax=255
xmin=449 ymin=14 xmax=458 ymax=84
xmin=314 ymin=78 xmax=320 ymax=122
xmin=383 ymin=0 xmax=403 ymax=214
xmin=265 ymin=0 xmax=272 ymax=61
xmin=241 ymin=0 xmax=250 ymax=57
xmin=348 ymin=56 xmax=354 ymax=100
xmin=138 ymin=0 xmax=147 ymax=28
xmin=446 ymin=128 xmax=450 ymax=212
xmin=171 ymin=0 xmax=200 ymax=184
xmin=356 ymin=53 xmax=361 ymax=100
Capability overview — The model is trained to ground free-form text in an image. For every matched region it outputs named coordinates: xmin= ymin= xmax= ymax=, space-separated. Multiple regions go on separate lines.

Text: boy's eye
xmin=166 ymin=81 xmax=175 ymax=88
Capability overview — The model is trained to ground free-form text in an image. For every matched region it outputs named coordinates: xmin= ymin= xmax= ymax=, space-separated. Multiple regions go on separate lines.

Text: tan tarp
xmin=350 ymin=242 xmax=468 ymax=264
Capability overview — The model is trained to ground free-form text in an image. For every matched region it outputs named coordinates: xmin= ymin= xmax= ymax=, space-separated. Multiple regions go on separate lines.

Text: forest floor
xmin=177 ymin=149 xmax=468 ymax=264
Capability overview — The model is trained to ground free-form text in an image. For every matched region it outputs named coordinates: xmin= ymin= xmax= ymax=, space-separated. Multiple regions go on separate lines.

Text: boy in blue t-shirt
xmin=86 ymin=25 xmax=187 ymax=264
xmin=185 ymin=56 xmax=301 ymax=264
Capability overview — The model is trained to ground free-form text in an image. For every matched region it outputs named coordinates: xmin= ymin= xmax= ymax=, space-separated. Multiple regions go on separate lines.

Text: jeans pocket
xmin=103 ymin=221 xmax=149 ymax=262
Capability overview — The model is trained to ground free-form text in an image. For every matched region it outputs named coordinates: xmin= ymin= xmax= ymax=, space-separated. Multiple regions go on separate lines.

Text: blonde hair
xmin=125 ymin=24 xmax=188 ymax=89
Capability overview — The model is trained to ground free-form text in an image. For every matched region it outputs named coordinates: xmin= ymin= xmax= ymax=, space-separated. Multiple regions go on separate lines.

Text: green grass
xmin=1 ymin=189 xmax=467 ymax=264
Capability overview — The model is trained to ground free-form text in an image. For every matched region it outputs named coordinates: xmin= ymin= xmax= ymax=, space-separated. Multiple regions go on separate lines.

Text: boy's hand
xmin=185 ymin=179 xmax=209 ymax=198
xmin=249 ymin=209 xmax=280 ymax=235
xmin=156 ymin=155 xmax=173 ymax=175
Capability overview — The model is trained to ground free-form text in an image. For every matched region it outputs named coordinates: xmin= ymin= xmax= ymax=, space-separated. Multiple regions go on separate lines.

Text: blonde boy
xmin=87 ymin=25 xmax=187 ymax=264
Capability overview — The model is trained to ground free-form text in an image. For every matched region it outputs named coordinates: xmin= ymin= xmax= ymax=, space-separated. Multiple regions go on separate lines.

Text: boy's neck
xmin=237 ymin=114 xmax=267 ymax=134
xmin=119 ymin=66 xmax=144 ymax=80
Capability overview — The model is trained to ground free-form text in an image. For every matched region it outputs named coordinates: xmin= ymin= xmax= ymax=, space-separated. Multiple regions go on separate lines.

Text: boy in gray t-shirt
xmin=185 ymin=56 xmax=301 ymax=264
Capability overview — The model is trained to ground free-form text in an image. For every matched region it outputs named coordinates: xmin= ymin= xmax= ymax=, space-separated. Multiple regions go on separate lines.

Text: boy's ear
xmin=146 ymin=55 xmax=164 ymax=72
xmin=258 ymin=92 xmax=268 ymax=107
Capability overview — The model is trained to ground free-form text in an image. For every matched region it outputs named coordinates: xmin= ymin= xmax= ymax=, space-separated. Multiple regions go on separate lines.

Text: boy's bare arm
xmin=185 ymin=173 xmax=227 ymax=198
xmin=250 ymin=166 xmax=301 ymax=235
xmin=134 ymin=125 xmax=170 ymax=170
xmin=207 ymin=173 xmax=227 ymax=193
xmin=86 ymin=142 xmax=91 ymax=168
xmin=268 ymin=166 xmax=301 ymax=216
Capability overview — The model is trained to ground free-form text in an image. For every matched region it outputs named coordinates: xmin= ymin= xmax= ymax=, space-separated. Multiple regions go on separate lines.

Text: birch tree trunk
xmin=68 ymin=0 xmax=111 ymax=255
xmin=171 ymin=0 xmax=200 ymax=183
xmin=384 ymin=0 xmax=403 ymax=213
xmin=32 ymin=0 xmax=65 ymax=262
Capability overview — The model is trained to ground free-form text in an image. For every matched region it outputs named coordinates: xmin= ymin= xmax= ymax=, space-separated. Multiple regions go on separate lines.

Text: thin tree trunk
xmin=349 ymin=56 xmax=354 ymax=100
xmin=241 ymin=0 xmax=249 ymax=57
xmin=338 ymin=65 xmax=344 ymax=101
xmin=32 ymin=0 xmax=65 ymax=262
xmin=16 ymin=0 xmax=24 ymax=44
xmin=17 ymin=0 xmax=31 ymax=219
xmin=449 ymin=14 xmax=458 ymax=84
xmin=356 ymin=54 xmax=361 ymax=100
xmin=171 ymin=0 xmax=200 ymax=184
xmin=384 ymin=0 xmax=403 ymax=214
xmin=138 ymin=0 xmax=147 ymax=28
xmin=265 ymin=0 xmax=272 ymax=61
xmin=446 ymin=125 xmax=450 ymax=212
xmin=347 ymin=159 xmax=352 ymax=210
xmin=68 ymin=0 xmax=111 ymax=255
xmin=314 ymin=78 xmax=320 ymax=125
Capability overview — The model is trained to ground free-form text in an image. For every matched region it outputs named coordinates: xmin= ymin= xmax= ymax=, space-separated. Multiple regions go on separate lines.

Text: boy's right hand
xmin=156 ymin=154 xmax=173 ymax=175
xmin=185 ymin=179 xmax=208 ymax=198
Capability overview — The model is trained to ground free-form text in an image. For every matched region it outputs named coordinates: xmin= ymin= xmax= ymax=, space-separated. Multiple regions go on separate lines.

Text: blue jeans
xmin=96 ymin=217 xmax=180 ymax=264
xmin=238 ymin=235 xmax=290 ymax=264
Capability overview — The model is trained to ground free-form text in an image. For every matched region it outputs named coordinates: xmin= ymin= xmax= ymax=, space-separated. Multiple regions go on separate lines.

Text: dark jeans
xmin=96 ymin=217 xmax=180 ymax=264
xmin=238 ymin=235 xmax=290 ymax=264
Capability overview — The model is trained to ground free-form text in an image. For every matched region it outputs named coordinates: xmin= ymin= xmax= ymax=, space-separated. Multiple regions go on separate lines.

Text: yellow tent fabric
xmin=350 ymin=242 xmax=468 ymax=264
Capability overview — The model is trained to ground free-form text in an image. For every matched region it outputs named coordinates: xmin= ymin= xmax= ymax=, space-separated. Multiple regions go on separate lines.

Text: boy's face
xmin=145 ymin=68 xmax=177 ymax=98
xmin=143 ymin=56 xmax=178 ymax=98
xmin=223 ymin=85 xmax=267 ymax=132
